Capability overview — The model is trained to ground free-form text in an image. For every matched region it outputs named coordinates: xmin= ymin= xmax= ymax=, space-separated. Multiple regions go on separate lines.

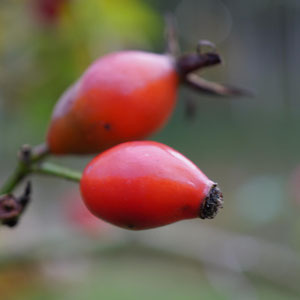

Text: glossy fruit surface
xmin=80 ymin=141 xmax=223 ymax=230
xmin=47 ymin=51 xmax=179 ymax=154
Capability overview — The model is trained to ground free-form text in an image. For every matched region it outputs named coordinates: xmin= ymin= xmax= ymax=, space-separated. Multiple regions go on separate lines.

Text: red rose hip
xmin=46 ymin=44 xmax=240 ymax=155
xmin=47 ymin=51 xmax=179 ymax=154
xmin=80 ymin=141 xmax=223 ymax=230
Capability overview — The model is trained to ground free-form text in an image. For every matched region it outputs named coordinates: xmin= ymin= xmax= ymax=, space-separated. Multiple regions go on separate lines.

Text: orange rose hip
xmin=46 ymin=45 xmax=230 ymax=155
xmin=80 ymin=141 xmax=223 ymax=230
xmin=47 ymin=51 xmax=179 ymax=154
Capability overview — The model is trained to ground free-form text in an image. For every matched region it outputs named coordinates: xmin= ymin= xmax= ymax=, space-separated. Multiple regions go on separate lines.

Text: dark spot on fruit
xmin=127 ymin=224 xmax=135 ymax=229
xmin=104 ymin=123 xmax=111 ymax=131
xmin=182 ymin=204 xmax=192 ymax=212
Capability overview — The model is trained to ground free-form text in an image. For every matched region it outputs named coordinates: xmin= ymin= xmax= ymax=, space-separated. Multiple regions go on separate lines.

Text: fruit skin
xmin=80 ymin=141 xmax=221 ymax=230
xmin=47 ymin=51 xmax=179 ymax=154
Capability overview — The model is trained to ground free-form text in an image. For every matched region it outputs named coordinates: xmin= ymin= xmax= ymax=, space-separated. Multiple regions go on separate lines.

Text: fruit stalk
xmin=31 ymin=162 xmax=82 ymax=182
xmin=0 ymin=144 xmax=48 ymax=195
xmin=0 ymin=150 xmax=82 ymax=227
xmin=0 ymin=144 xmax=81 ymax=196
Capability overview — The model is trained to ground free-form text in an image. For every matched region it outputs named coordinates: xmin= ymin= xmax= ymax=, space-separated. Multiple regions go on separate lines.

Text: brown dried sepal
xmin=199 ymin=184 xmax=224 ymax=219
xmin=0 ymin=182 xmax=31 ymax=227
xmin=176 ymin=52 xmax=222 ymax=77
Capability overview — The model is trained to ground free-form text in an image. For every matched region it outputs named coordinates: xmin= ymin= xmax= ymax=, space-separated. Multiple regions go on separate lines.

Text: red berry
xmin=47 ymin=51 xmax=178 ymax=154
xmin=80 ymin=141 xmax=223 ymax=230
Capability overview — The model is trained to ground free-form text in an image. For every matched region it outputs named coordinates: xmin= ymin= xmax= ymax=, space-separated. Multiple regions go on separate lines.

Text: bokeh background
xmin=1 ymin=0 xmax=300 ymax=299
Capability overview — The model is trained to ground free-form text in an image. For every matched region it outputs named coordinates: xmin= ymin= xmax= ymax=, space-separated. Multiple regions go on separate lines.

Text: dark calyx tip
xmin=199 ymin=184 xmax=223 ymax=219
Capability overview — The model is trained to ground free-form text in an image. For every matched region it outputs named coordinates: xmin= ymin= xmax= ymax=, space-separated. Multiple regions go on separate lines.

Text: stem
xmin=32 ymin=162 xmax=82 ymax=182
xmin=0 ymin=143 xmax=49 ymax=195
xmin=0 ymin=163 xmax=29 ymax=195
xmin=0 ymin=143 xmax=81 ymax=197
xmin=0 ymin=144 xmax=81 ymax=227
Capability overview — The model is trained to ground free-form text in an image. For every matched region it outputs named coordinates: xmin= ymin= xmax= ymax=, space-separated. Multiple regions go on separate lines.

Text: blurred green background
xmin=1 ymin=0 xmax=300 ymax=299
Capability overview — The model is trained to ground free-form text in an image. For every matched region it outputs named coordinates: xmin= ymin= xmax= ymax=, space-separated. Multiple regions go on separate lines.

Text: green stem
xmin=0 ymin=143 xmax=81 ymax=195
xmin=0 ymin=163 xmax=30 ymax=195
xmin=0 ymin=144 xmax=50 ymax=194
xmin=32 ymin=162 xmax=82 ymax=182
